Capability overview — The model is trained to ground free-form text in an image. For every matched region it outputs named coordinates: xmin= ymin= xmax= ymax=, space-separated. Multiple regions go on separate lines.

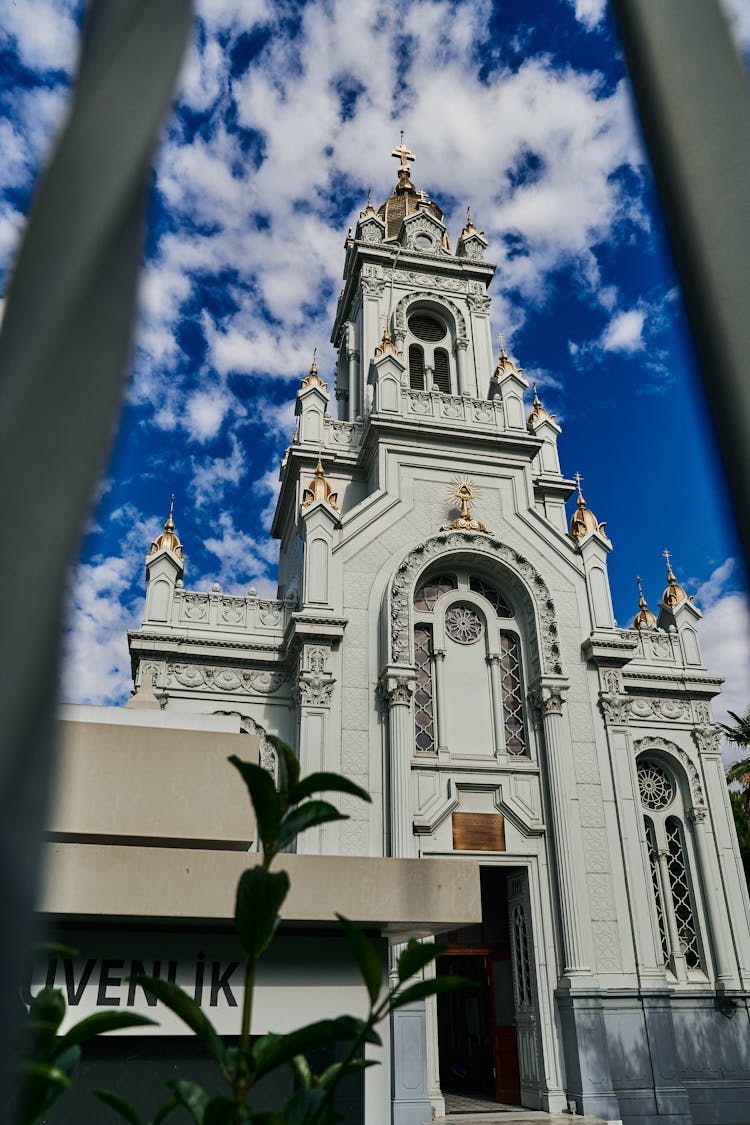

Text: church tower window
xmin=406 ymin=309 xmax=455 ymax=394
xmin=408 ymin=344 xmax=425 ymax=390
xmin=414 ymin=625 xmax=436 ymax=753
xmin=637 ymin=757 xmax=704 ymax=975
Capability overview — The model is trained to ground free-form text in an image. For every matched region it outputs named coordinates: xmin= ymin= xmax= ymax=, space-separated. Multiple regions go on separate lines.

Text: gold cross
xmin=662 ymin=547 xmax=672 ymax=569
xmin=391 ymin=131 xmax=415 ymax=172
xmin=574 ymin=471 xmax=584 ymax=492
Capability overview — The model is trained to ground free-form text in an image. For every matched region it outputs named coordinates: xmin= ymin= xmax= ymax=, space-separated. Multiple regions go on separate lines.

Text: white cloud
xmin=696 ymin=558 xmax=750 ymax=765
xmin=566 ymin=0 xmax=607 ymax=31
xmin=601 ymin=306 xmax=646 ymax=353
xmin=720 ymin=0 xmax=750 ymax=57
xmin=201 ymin=511 xmax=279 ymax=593
xmin=190 ymin=433 xmax=247 ymax=505
xmin=0 ymin=0 xmax=78 ymax=72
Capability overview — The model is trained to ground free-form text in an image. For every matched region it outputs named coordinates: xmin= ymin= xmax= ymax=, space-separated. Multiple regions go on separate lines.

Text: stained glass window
xmin=666 ymin=816 xmax=702 ymax=970
xmin=644 ymin=817 xmax=670 ymax=965
xmin=414 ymin=625 xmax=435 ymax=753
xmin=500 ymin=632 xmax=527 ymax=756
xmin=469 ymin=575 xmax=513 ymax=617
xmin=413 ymin=572 xmax=457 ymax=611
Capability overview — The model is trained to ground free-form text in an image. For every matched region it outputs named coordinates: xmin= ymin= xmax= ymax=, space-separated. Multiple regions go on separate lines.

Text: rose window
xmin=637 ymin=762 xmax=674 ymax=810
xmin=445 ymin=605 xmax=483 ymax=644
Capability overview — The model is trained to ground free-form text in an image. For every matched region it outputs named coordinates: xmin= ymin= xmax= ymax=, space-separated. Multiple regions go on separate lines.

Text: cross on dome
xmin=391 ymin=131 xmax=416 ymax=173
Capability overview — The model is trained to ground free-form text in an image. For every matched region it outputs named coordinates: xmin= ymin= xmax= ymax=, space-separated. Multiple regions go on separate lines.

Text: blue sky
xmin=2 ymin=0 xmax=749 ymax=732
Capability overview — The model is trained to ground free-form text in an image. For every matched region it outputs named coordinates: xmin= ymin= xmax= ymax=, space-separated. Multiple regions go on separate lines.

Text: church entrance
xmin=435 ymin=866 xmax=523 ymax=1106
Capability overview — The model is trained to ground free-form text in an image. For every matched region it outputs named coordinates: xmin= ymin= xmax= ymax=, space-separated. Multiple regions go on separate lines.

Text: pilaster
xmin=380 ymin=667 xmax=417 ymax=859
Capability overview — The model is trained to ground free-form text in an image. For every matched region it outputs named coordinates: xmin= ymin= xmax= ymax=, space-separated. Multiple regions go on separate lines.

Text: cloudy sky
xmin=2 ymin=0 xmax=749 ymax=747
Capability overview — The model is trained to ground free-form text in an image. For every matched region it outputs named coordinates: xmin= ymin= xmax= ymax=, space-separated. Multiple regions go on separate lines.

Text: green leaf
xmin=252 ymin=1017 xmax=380 ymax=1080
xmin=292 ymin=1053 xmax=313 ymax=1088
xmin=270 ymin=735 xmax=300 ymax=795
xmin=397 ymin=940 xmax=446 ymax=983
xmin=33 ymin=941 xmax=79 ymax=959
xmin=152 ymin=1095 xmax=179 ymax=1124
xmin=276 ymin=801 xmax=347 ymax=851
xmin=235 ymin=866 xmax=290 ymax=957
xmin=244 ymin=1113 xmax=285 ymax=1125
xmin=283 ymin=1087 xmax=328 ymax=1125
xmin=229 ymin=755 xmax=281 ymax=848
xmin=165 ymin=1080 xmax=209 ymax=1124
xmin=291 ymin=774 xmax=371 ymax=806
xmin=130 ymin=977 xmax=224 ymax=1065
xmin=388 ymin=976 xmax=475 ymax=1012
xmin=28 ymin=987 xmax=66 ymax=1035
xmin=316 ymin=1057 xmax=375 ymax=1090
xmin=15 ymin=1060 xmax=72 ymax=1125
xmin=336 ymin=915 xmax=382 ymax=1005
xmin=55 ymin=1010 xmax=157 ymax=1053
xmin=93 ymin=1089 xmax=145 ymax=1125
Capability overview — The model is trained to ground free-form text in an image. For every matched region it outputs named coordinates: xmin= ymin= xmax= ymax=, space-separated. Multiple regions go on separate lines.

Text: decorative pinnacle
xmin=166 ymin=493 xmax=175 ymax=529
xmin=662 ymin=547 xmax=676 ymax=582
xmin=636 ymin=575 xmax=647 ymax=607
xmin=310 ymin=347 xmax=318 ymax=375
xmin=497 ymin=331 xmax=507 ymax=358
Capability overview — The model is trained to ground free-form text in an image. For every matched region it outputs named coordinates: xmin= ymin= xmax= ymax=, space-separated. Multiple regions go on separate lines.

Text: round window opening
xmin=445 ymin=604 xmax=484 ymax=644
xmin=409 ymin=312 xmax=446 ymax=343
xmin=414 ymin=232 xmax=434 ymax=251
xmin=637 ymin=761 xmax=675 ymax=810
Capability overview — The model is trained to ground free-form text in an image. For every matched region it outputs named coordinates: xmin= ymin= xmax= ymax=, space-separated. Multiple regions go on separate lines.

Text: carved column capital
xmin=530 ymin=680 xmax=568 ymax=719
xmin=687 ymin=805 xmax=708 ymax=824
xmin=380 ymin=674 xmax=416 ymax=707
xmin=599 ymin=692 xmax=633 ymax=726
xmin=295 ymin=645 xmax=335 ymax=708
xmin=693 ymin=723 xmax=722 ymax=755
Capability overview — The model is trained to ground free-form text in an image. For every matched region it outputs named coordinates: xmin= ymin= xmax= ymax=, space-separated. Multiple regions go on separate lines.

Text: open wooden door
xmin=487 ymin=954 xmax=521 ymax=1104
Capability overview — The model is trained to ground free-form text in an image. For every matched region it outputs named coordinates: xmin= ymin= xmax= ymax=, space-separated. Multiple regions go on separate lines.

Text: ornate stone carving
xmin=692 ymin=701 xmax=712 ymax=724
xmin=183 ymin=593 xmax=208 ymax=621
xmin=220 ymin=597 xmax=246 ymax=625
xmin=166 ymin=663 xmax=287 ymax=695
xmin=599 ymin=693 xmax=633 ymax=726
xmin=633 ymin=736 xmax=706 ymax=807
xmin=359 ymin=218 xmax=384 ymax=244
xmin=257 ymin=600 xmax=282 ymax=627
xmin=361 ymin=264 xmax=385 ymax=298
xmin=379 ymin=675 xmax=415 ymax=706
xmin=392 ymin=291 xmax=468 ymax=348
xmin=687 ymin=805 xmax=707 ymax=823
xmin=393 ymin=269 xmax=465 ymax=294
xmin=602 ymin=669 xmax=622 ymax=694
xmin=693 ymin=724 xmax=722 ymax=755
xmin=466 ymin=293 xmax=492 ymax=314
xmin=389 ymin=533 xmax=562 ymax=675
xmin=647 ymin=633 xmax=674 ymax=660
xmin=296 ymin=645 xmax=335 ymax=707
xmin=530 ymin=683 xmax=567 ymax=718
xmin=629 ymin=696 xmax=690 ymax=722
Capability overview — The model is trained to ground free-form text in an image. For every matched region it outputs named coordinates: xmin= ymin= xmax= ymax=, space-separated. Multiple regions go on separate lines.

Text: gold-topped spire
xmin=146 ymin=495 xmax=185 ymax=562
xmin=661 ymin=548 xmax=687 ymax=608
xmin=439 ymin=478 xmax=493 ymax=535
xmin=527 ymin=381 xmax=553 ymax=425
xmin=374 ymin=322 xmax=402 ymax=358
xmin=391 ymin=131 xmax=416 ymax=175
xmin=301 ymin=453 xmax=340 ymax=513
xmin=300 ymin=348 xmax=327 ymax=391
xmin=633 ymin=576 xmax=657 ymax=630
xmin=360 ymin=187 xmax=377 ymax=218
xmin=491 ymin=332 xmax=518 ymax=379
xmin=569 ymin=472 xmax=607 ymax=542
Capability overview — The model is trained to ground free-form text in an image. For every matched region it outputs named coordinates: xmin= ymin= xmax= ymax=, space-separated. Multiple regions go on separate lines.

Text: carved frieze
xmin=629 ymin=696 xmax=691 ymax=722
xmin=183 ymin=593 xmax=208 ymax=621
xmin=393 ymin=269 xmax=465 ymax=294
xmin=166 ymin=663 xmax=287 ymax=695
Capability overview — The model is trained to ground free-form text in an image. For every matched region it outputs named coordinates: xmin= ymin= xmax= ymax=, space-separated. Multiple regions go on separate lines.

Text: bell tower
xmin=331 ymin=140 xmax=497 ymax=419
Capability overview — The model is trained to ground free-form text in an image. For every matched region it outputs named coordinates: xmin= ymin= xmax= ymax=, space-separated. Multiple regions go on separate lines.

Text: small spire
xmin=527 ymin=381 xmax=553 ymax=426
xmin=633 ymin=575 xmax=657 ymax=630
xmin=301 ymin=452 xmax=339 ymax=513
xmin=391 ymin=133 xmax=416 ymax=190
xmin=661 ymin=548 xmax=687 ymax=608
xmin=569 ymin=472 xmax=607 ymax=542
xmin=146 ymin=496 xmax=185 ymax=563
xmin=491 ymin=332 xmax=516 ymax=380
xmin=374 ymin=321 xmax=403 ymax=358
xmin=300 ymin=347 xmax=327 ymax=391
xmin=360 ymin=187 xmax=377 ymax=218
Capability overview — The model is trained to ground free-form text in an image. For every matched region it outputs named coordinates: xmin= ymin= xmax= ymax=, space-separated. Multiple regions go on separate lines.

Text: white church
xmin=47 ymin=142 xmax=750 ymax=1124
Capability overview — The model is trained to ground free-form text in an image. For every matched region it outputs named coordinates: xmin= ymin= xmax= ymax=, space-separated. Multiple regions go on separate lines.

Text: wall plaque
xmin=452 ymin=812 xmax=505 ymax=852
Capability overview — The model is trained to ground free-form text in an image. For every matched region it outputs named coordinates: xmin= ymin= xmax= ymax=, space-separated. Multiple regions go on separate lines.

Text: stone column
xmin=347 ymin=345 xmax=359 ymax=419
xmin=532 ymin=680 xmax=591 ymax=976
xmin=382 ymin=670 xmax=417 ymax=859
xmin=432 ymin=648 xmax=447 ymax=755
xmin=688 ymin=806 xmax=736 ymax=985
xmin=455 ymin=341 xmax=468 ymax=396
xmin=487 ymin=652 xmax=506 ymax=759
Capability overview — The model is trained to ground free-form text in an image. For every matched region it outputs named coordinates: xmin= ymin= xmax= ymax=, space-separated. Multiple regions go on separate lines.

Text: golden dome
xmin=569 ymin=473 xmax=607 ymax=542
xmin=528 ymin=383 xmax=553 ymax=425
xmin=301 ymin=454 xmax=339 ymax=513
xmin=661 ymin=549 xmax=687 ymax=608
xmin=633 ymin=577 xmax=656 ymax=630
xmin=147 ymin=497 xmax=184 ymax=562
xmin=300 ymin=350 xmax=326 ymax=391
xmin=376 ymin=137 xmax=449 ymax=247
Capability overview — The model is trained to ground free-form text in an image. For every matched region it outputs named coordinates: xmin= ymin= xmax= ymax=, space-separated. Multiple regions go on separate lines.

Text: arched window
xmin=408 ymin=344 xmax=425 ymax=390
xmin=637 ymin=757 xmax=704 ymax=977
xmin=411 ymin=568 xmax=529 ymax=758
xmin=406 ymin=309 xmax=455 ymax=394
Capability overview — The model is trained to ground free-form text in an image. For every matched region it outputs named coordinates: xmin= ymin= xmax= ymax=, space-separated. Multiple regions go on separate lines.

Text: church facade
xmin=128 ymin=143 xmax=750 ymax=1125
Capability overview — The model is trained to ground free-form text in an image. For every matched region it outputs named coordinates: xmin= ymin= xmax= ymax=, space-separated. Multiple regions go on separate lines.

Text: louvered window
xmin=433 ymin=348 xmax=451 ymax=394
xmin=409 ymin=313 xmax=445 ymax=342
xmin=408 ymin=344 xmax=425 ymax=390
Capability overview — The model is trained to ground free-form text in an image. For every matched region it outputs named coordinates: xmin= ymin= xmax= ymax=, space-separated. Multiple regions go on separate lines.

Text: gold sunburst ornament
xmin=439 ymin=477 xmax=493 ymax=535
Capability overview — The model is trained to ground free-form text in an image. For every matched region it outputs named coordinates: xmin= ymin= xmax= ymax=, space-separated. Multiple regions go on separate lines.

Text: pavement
xmin=429 ymin=1092 xmax=608 ymax=1125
